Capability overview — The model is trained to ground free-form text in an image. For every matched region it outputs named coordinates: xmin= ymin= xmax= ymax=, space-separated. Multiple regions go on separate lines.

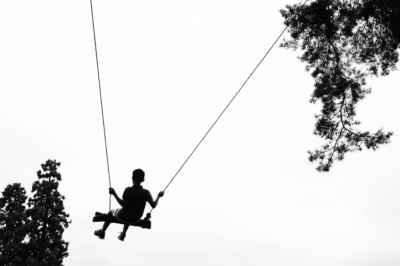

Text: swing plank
xmin=93 ymin=212 xmax=151 ymax=229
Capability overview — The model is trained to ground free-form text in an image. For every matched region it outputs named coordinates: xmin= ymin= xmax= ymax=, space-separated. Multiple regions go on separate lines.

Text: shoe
xmin=118 ymin=232 xmax=126 ymax=241
xmin=94 ymin=229 xmax=105 ymax=239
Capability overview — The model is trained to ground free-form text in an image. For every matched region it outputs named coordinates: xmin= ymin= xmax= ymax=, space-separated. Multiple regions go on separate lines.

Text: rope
xmin=149 ymin=0 xmax=310 ymax=214
xmin=90 ymin=0 xmax=112 ymax=211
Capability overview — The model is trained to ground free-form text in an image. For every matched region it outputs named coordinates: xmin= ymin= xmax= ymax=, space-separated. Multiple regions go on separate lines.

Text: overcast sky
xmin=1 ymin=1 xmax=399 ymax=265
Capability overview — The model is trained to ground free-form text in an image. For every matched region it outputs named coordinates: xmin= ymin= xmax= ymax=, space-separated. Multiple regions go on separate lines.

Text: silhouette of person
xmin=94 ymin=169 xmax=164 ymax=241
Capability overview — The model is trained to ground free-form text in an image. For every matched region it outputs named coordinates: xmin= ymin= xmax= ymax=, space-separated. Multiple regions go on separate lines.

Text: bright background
xmin=1 ymin=1 xmax=399 ymax=265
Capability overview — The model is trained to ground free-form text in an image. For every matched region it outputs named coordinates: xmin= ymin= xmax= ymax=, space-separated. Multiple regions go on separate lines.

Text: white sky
xmin=1 ymin=1 xmax=399 ymax=265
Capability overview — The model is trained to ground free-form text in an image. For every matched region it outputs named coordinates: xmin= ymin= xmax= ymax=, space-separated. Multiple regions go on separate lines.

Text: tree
xmin=0 ymin=160 xmax=71 ymax=266
xmin=280 ymin=0 xmax=399 ymax=171
xmin=26 ymin=159 xmax=71 ymax=266
xmin=0 ymin=183 xmax=29 ymax=266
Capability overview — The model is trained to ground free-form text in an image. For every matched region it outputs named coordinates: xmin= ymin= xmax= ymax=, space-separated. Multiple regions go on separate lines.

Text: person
xmin=94 ymin=169 xmax=164 ymax=241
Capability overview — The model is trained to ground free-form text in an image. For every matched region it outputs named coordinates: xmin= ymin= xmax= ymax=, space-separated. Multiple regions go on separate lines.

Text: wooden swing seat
xmin=92 ymin=212 xmax=151 ymax=229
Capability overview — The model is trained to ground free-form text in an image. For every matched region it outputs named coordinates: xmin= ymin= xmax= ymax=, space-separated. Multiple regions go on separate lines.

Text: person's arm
xmin=147 ymin=191 xmax=164 ymax=208
xmin=109 ymin=188 xmax=126 ymax=208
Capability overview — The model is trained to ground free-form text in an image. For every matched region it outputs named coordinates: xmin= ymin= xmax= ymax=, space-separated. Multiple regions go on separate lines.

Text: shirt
xmin=119 ymin=185 xmax=151 ymax=223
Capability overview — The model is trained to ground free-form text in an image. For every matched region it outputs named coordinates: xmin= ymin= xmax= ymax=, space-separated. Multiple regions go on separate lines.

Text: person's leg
xmin=123 ymin=224 xmax=129 ymax=234
xmin=102 ymin=221 xmax=111 ymax=233
xmin=95 ymin=213 xmax=113 ymax=239
xmin=94 ymin=221 xmax=110 ymax=239
xmin=118 ymin=224 xmax=129 ymax=241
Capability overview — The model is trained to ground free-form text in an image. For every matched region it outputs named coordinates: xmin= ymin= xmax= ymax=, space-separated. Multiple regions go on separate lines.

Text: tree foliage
xmin=26 ymin=159 xmax=70 ymax=266
xmin=0 ymin=160 xmax=71 ymax=266
xmin=0 ymin=183 xmax=28 ymax=266
xmin=280 ymin=0 xmax=399 ymax=171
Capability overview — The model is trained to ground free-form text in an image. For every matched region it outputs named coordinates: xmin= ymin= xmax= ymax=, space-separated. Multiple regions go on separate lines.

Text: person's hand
xmin=158 ymin=191 xmax=164 ymax=197
xmin=109 ymin=187 xmax=116 ymax=195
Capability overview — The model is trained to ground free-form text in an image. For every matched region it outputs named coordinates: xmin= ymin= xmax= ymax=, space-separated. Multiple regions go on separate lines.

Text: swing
xmin=89 ymin=0 xmax=306 ymax=231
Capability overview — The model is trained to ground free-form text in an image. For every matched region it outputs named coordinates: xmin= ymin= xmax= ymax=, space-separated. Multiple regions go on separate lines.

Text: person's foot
xmin=94 ymin=229 xmax=105 ymax=239
xmin=118 ymin=232 xmax=126 ymax=241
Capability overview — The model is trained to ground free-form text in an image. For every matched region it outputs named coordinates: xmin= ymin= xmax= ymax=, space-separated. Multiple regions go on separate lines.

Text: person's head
xmin=132 ymin=169 xmax=145 ymax=184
